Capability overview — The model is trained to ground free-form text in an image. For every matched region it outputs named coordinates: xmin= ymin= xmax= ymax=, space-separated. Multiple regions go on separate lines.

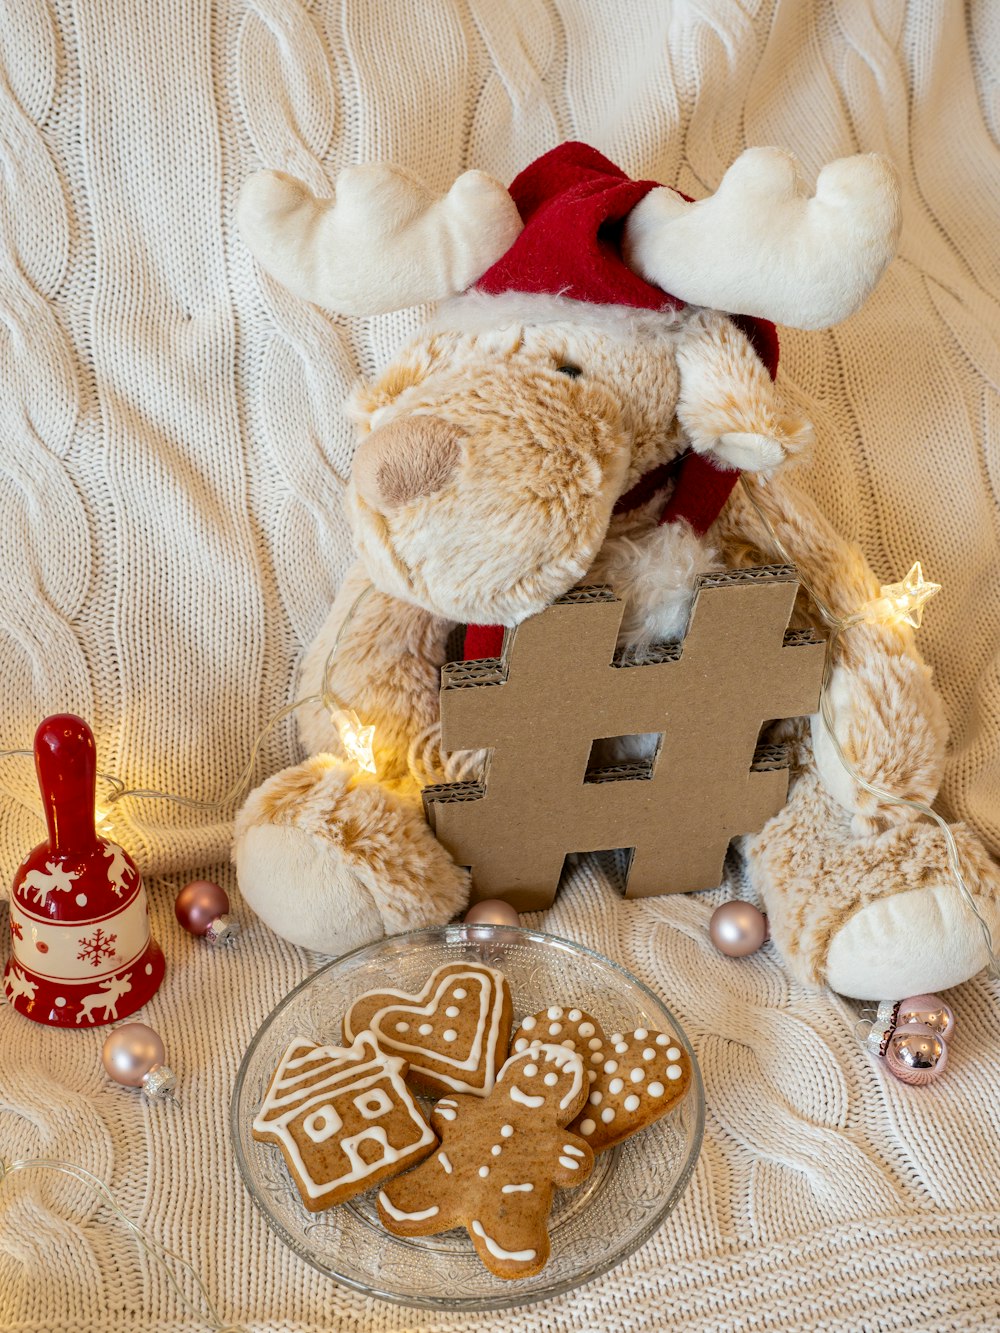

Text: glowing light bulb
xmin=331 ymin=708 xmax=377 ymax=775
xmin=861 ymin=562 xmax=941 ymax=629
xmin=95 ymin=806 xmax=115 ymax=836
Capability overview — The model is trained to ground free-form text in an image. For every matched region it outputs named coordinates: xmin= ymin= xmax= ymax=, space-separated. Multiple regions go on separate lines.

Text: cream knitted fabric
xmin=1 ymin=2 xmax=998 ymax=1330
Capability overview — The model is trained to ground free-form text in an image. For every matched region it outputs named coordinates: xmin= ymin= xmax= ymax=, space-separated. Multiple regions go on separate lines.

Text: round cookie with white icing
xmin=343 ymin=961 xmax=513 ymax=1097
xmin=252 ymin=1031 xmax=437 ymax=1212
xmin=510 ymin=1006 xmax=692 ymax=1153
xmin=376 ymin=1043 xmax=593 ymax=1279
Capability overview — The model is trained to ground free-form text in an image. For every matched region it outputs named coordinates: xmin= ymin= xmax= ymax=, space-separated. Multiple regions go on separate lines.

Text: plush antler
xmin=237 ymin=164 xmax=523 ymax=315
xmin=622 ymin=148 xmax=901 ymax=330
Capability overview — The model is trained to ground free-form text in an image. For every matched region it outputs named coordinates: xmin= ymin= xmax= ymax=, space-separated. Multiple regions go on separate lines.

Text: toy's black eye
xmin=557 ymin=364 xmax=582 ymax=378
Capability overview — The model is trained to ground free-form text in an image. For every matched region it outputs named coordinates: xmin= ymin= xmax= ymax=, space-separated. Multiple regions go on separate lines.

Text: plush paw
xmin=747 ymin=766 xmax=1000 ymax=999
xmin=233 ymin=755 xmax=469 ymax=954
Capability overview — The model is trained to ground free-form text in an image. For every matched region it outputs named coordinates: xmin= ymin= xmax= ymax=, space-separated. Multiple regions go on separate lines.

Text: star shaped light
xmin=332 ymin=708 xmax=378 ymax=775
xmin=864 ymin=561 xmax=942 ymax=629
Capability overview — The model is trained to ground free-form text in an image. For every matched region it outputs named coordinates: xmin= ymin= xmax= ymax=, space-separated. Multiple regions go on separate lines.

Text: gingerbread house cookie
xmin=253 ymin=1030 xmax=436 ymax=1211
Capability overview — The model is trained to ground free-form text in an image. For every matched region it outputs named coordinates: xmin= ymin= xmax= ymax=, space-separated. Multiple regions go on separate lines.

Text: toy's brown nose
xmin=352 ymin=415 xmax=463 ymax=510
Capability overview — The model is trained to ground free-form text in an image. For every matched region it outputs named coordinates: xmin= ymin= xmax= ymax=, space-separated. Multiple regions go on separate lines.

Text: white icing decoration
xmin=354 ymin=1087 xmax=393 ymax=1119
xmin=563 ymin=1144 xmax=584 ymax=1156
xmin=438 ymin=1152 xmax=453 ymax=1173
xmin=501 ymin=1124 xmax=514 ymax=1137
xmin=587 ymin=1036 xmax=602 ymax=1050
xmin=303 ymin=1105 xmax=342 ymax=1143
xmin=491 ymin=1144 xmax=502 ymax=1155
xmin=667 ymin=1065 xmax=683 ymax=1080
xmin=524 ymin=1063 xmax=538 ymax=1077
xmin=548 ymin=1023 xmax=562 ymax=1036
xmin=604 ymin=1060 xmax=618 ymax=1074
xmin=502 ymin=1183 xmax=533 ymax=1193
xmin=580 ymin=1118 xmax=596 ymax=1135
xmin=630 ymin=1068 xmax=645 ymax=1083
xmin=590 ymin=1091 xmax=602 ymax=1105
xmin=252 ymin=1032 xmax=435 ymax=1202
xmin=479 ymin=1166 xmax=489 ymax=1177
xmin=443 ymin=1030 xmax=457 ymax=1042
xmin=454 ymin=988 xmax=467 ymax=998
xmin=543 ymin=1072 xmax=558 ymax=1086
xmin=558 ymin=1156 xmax=578 ymax=1169
xmin=635 ymin=1028 xmax=648 ymax=1040
xmin=590 ymin=1052 xmax=603 ymax=1064
xmin=587 ymin=1070 xmax=596 ymax=1083
xmin=510 ymin=1086 xmax=544 ymax=1108
xmin=648 ymin=1081 xmax=664 ymax=1097
xmin=624 ymin=1094 xmax=640 ymax=1112
xmin=568 ymin=1009 xmax=581 ymax=1022
xmin=436 ymin=1108 xmax=457 ymax=1120
xmin=547 ymin=1006 xmax=563 ymax=1020
xmin=471 ymin=1219 xmax=536 ymax=1263
xmin=615 ymin=1042 xmax=629 ymax=1054
xmin=667 ymin=1047 xmax=681 ymax=1062
xmin=580 ymin=1024 xmax=595 ymax=1038
xmin=378 ymin=1192 xmax=439 ymax=1223
xmin=609 ymin=1078 xmax=624 ymax=1095
xmin=655 ymin=1034 xmax=670 ymax=1046
xmin=610 ymin=1033 xmax=623 ymax=1044
xmin=395 ymin=1022 xmax=409 ymax=1033
xmin=445 ymin=1006 xmax=459 ymax=1017
xmin=514 ymin=1038 xmax=529 ymax=1052
xmin=562 ymin=1039 xmax=576 ymax=1049
xmin=521 ymin=1015 xmax=536 ymax=1030
xmin=643 ymin=1048 xmax=656 ymax=1061
xmin=418 ymin=1023 xmax=433 ymax=1035
xmin=601 ymin=1107 xmax=615 ymax=1123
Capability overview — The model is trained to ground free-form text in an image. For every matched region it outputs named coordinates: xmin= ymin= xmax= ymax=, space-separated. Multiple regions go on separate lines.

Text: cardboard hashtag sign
xmin=423 ymin=565 xmax=825 ymax=911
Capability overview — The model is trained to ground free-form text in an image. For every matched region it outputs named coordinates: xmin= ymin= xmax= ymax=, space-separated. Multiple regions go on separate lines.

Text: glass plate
xmin=231 ymin=925 xmax=704 ymax=1312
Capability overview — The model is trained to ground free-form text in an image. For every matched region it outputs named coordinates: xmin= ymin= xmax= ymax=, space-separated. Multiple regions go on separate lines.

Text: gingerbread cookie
xmin=253 ymin=1031 xmax=436 ymax=1211
xmin=342 ymin=962 xmax=512 ymax=1097
xmin=377 ymin=1043 xmax=593 ymax=1279
xmin=511 ymin=1006 xmax=692 ymax=1153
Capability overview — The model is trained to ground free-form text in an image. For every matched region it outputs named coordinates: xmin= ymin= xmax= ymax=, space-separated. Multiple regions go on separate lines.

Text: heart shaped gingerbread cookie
xmin=510 ymin=1005 xmax=691 ymax=1152
xmin=343 ymin=962 xmax=512 ymax=1097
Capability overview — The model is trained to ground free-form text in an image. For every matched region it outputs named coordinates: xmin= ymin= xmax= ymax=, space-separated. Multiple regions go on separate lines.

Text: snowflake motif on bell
xmin=77 ymin=926 xmax=118 ymax=968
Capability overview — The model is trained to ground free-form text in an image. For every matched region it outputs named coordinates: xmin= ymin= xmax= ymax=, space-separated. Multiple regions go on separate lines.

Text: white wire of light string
xmin=0 ymin=1158 xmax=249 ymax=1333
xmin=0 ymin=583 xmax=375 ymax=817
xmin=738 ymin=474 xmax=1000 ymax=982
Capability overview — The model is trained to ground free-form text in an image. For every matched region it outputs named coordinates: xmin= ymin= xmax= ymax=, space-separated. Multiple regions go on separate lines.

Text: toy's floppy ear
xmin=237 ymin=164 xmax=523 ymax=315
xmin=622 ymin=148 xmax=901 ymax=329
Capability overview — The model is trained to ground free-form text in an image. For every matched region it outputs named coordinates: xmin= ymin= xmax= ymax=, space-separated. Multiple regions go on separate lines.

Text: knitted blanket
xmin=1 ymin=1 xmax=998 ymax=1329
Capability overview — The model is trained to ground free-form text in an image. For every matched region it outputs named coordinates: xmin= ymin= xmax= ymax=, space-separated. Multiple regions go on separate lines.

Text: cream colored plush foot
xmin=747 ymin=765 xmax=1000 ymax=1000
xmin=233 ymin=755 xmax=469 ymax=955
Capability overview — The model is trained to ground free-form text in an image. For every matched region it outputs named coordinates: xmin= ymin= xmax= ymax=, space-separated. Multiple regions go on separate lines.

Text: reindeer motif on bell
xmin=3 ymin=715 xmax=165 ymax=1026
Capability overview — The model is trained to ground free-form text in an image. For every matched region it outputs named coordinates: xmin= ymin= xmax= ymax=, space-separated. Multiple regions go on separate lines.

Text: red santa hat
xmin=463 ymin=144 xmax=779 ymax=661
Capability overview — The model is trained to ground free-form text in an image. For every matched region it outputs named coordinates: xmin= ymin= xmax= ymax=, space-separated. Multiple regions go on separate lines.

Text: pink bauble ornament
xmin=175 ymin=879 xmax=239 ymax=944
xmin=102 ymin=1022 xmax=176 ymax=1099
xmin=896 ymin=993 xmax=955 ymax=1040
xmin=464 ymin=899 xmax=520 ymax=927
xmin=884 ymin=1023 xmax=948 ymax=1087
xmin=709 ymin=901 xmax=768 ymax=957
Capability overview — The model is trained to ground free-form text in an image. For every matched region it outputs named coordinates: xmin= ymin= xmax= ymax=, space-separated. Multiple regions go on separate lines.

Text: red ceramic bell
xmin=3 ymin=715 xmax=165 ymax=1026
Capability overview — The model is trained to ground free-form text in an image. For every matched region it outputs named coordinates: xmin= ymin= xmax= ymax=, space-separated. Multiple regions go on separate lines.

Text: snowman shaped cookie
xmin=377 ymin=1043 xmax=593 ymax=1278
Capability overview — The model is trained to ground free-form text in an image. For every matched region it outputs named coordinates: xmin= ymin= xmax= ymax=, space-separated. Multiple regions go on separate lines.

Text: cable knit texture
xmin=1 ymin=2 xmax=998 ymax=1329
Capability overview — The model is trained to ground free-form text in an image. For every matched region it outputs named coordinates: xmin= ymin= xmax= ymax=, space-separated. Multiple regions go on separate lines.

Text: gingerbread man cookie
xmin=253 ymin=1031 xmax=437 ymax=1211
xmin=343 ymin=961 xmax=512 ymax=1097
xmin=511 ymin=1006 xmax=692 ymax=1153
xmin=377 ymin=1043 xmax=593 ymax=1278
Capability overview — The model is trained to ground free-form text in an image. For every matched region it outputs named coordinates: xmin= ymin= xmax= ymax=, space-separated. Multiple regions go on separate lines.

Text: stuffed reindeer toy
xmin=233 ymin=143 xmax=1000 ymax=1000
